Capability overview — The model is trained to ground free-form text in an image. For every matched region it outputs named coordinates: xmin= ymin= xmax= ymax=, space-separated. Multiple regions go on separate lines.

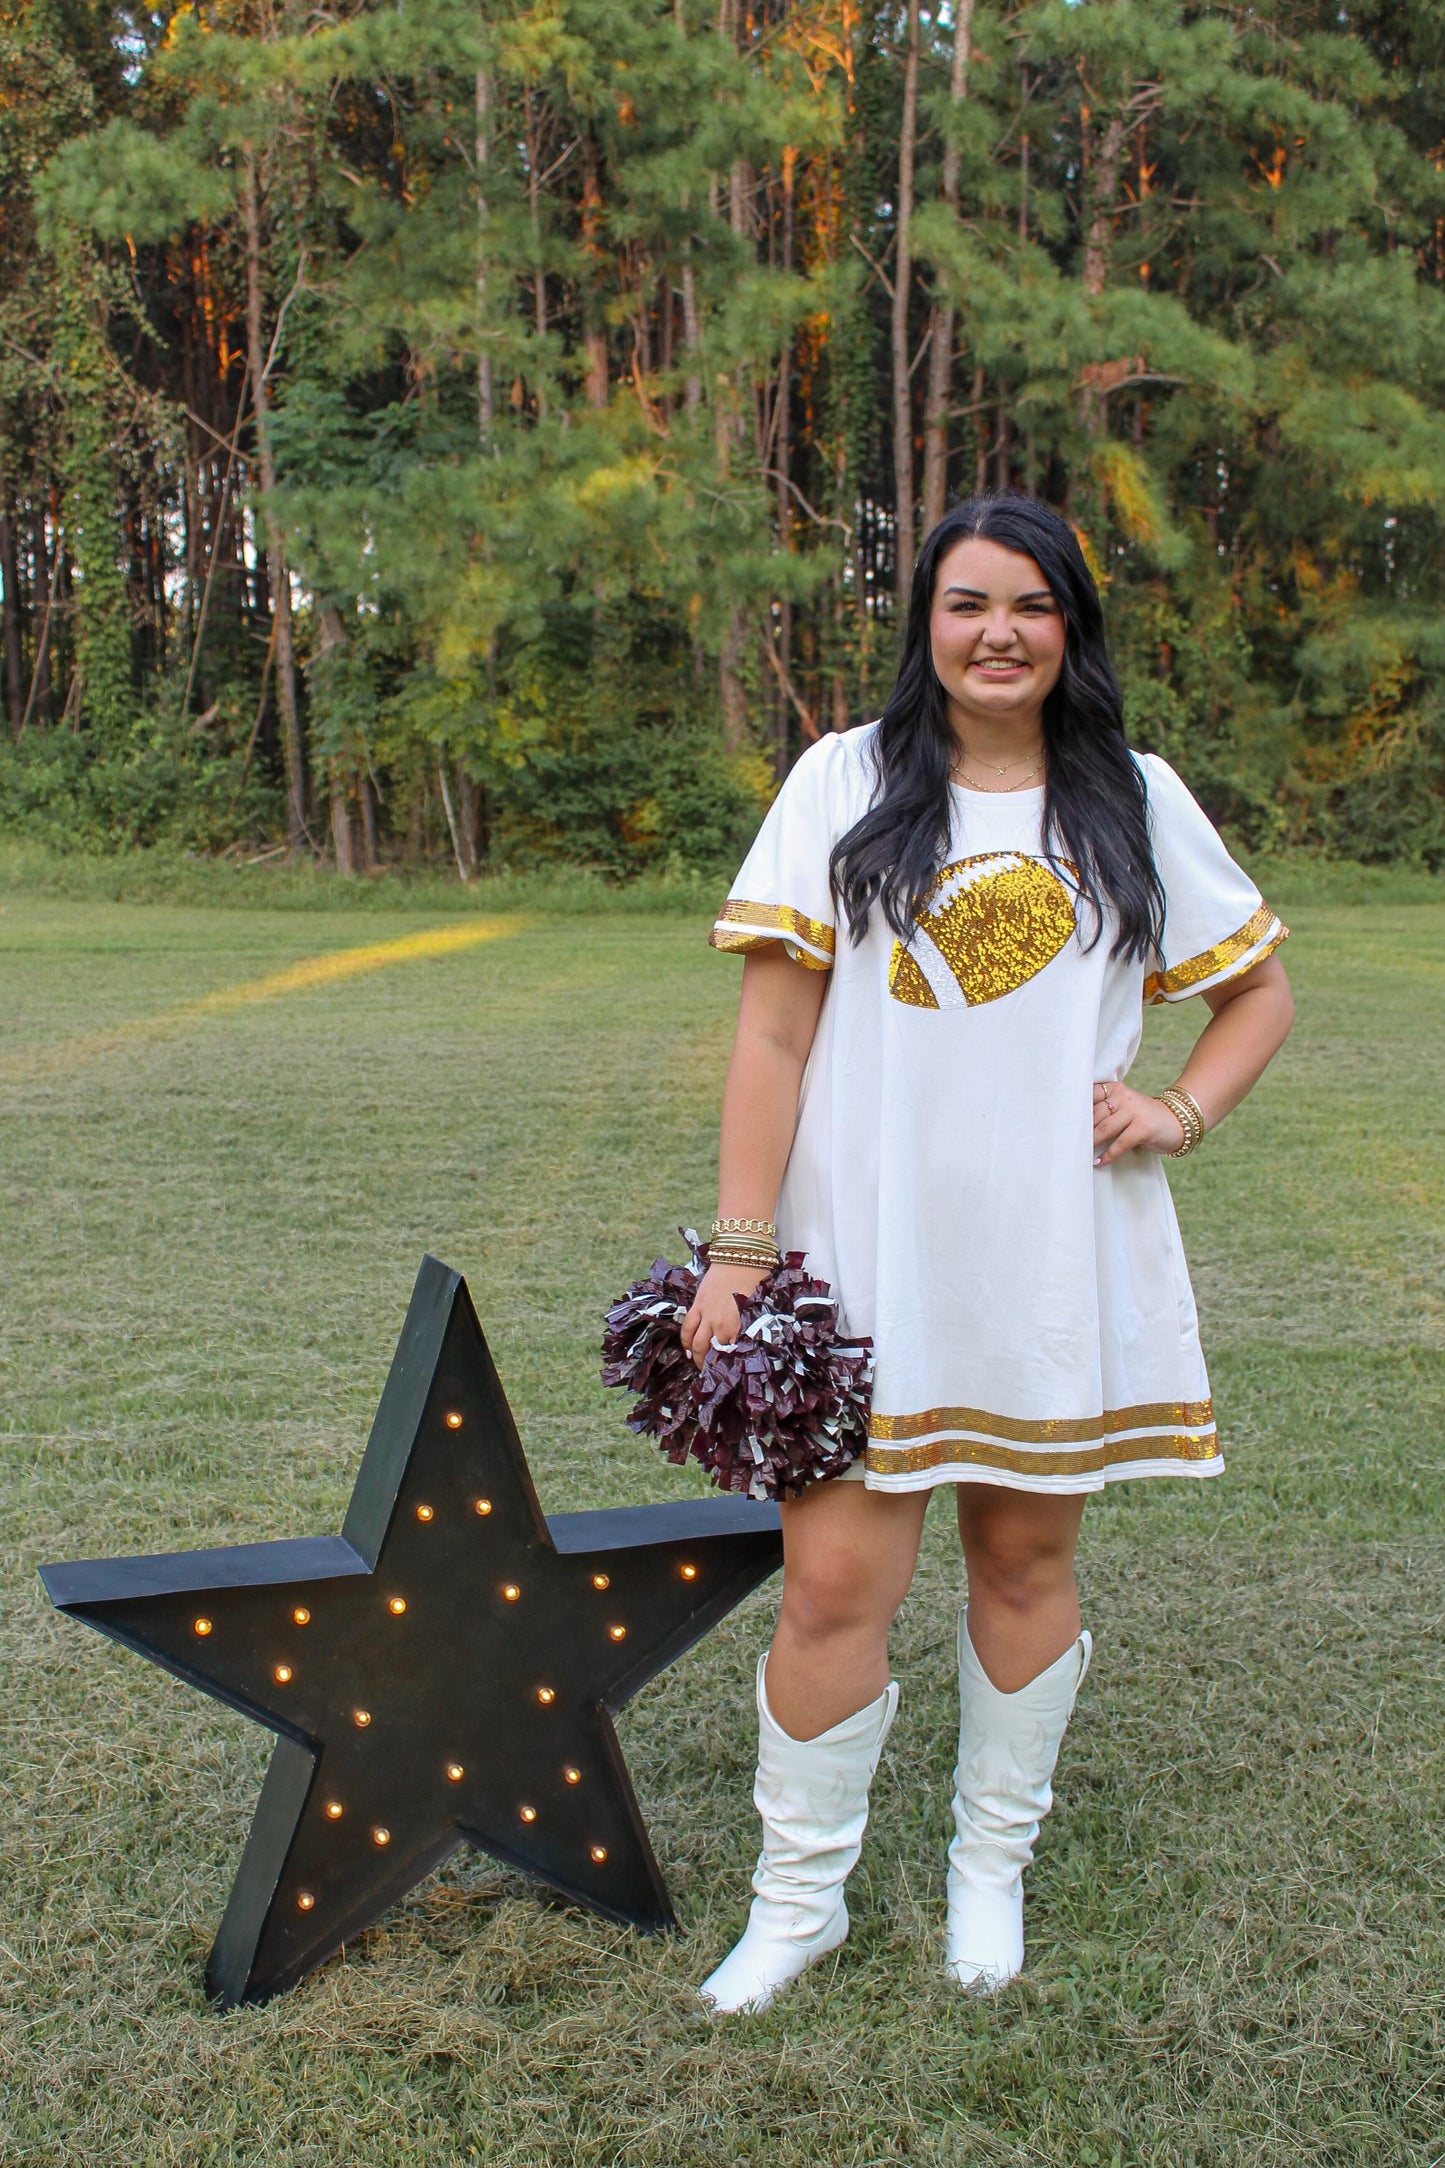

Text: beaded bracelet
xmin=1171 ymin=1084 xmax=1206 ymax=1144
xmin=1157 ymin=1084 xmax=1205 ymax=1158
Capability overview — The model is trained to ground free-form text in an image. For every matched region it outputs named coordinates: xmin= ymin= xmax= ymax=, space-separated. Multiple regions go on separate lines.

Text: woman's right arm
xmin=680 ymin=946 xmax=829 ymax=1368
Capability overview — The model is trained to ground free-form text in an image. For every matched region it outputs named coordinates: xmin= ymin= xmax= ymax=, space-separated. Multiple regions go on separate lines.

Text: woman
xmin=686 ymin=491 xmax=1294 ymax=2016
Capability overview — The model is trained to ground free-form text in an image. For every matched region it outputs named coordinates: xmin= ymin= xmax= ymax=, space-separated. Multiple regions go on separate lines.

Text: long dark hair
xmin=829 ymin=492 xmax=1165 ymax=961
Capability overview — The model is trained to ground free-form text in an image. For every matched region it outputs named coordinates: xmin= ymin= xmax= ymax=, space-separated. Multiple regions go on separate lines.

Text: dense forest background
xmin=2 ymin=0 xmax=1444 ymax=878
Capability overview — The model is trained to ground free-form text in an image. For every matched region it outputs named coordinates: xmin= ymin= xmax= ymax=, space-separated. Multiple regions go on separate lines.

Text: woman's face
xmin=928 ymin=535 xmax=1067 ymax=735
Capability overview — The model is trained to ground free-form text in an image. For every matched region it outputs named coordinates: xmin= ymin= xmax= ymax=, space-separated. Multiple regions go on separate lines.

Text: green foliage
xmin=480 ymin=605 xmax=774 ymax=875
xmin=5 ymin=0 xmax=1445 ymax=872
xmin=0 ymin=712 xmax=278 ymax=853
xmin=1319 ymin=703 xmax=1445 ymax=870
xmin=37 ymin=115 xmax=234 ymax=241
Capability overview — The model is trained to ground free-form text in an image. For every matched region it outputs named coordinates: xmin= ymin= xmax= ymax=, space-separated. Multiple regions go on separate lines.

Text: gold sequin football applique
xmin=889 ymin=854 xmax=1078 ymax=1009
xmin=888 ymin=942 xmax=940 ymax=1008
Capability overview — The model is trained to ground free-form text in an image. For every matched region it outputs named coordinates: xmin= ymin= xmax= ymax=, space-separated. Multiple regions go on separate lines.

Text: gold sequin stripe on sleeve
xmin=709 ymin=899 xmax=837 ymax=970
xmin=1144 ymin=903 xmax=1287 ymax=1004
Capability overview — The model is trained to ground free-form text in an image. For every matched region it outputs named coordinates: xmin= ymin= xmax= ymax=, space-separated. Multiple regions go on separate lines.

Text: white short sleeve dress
xmin=709 ymin=725 xmax=1287 ymax=1495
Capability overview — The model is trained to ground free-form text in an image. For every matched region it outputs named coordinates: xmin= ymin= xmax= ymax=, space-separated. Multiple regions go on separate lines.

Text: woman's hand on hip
xmin=1092 ymin=1079 xmax=1190 ymax=1165
xmin=680 ymin=1263 xmax=771 ymax=1369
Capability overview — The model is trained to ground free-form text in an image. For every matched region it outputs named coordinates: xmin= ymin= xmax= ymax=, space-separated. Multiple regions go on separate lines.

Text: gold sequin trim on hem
xmin=868 ymin=1396 xmax=1214 ymax=1444
xmin=710 ymin=899 xmax=836 ymax=966
xmin=1144 ymin=904 xmax=1286 ymax=1003
xmin=865 ymin=1431 xmax=1221 ymax=1479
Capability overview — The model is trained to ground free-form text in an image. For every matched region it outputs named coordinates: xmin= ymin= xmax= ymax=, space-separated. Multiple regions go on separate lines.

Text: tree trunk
xmin=329 ymin=777 xmax=356 ymax=873
xmin=681 ymin=257 xmax=702 ymax=412
xmin=523 ymin=87 xmax=549 ymax=418
xmin=719 ymin=609 xmax=748 ymax=751
xmin=992 ymin=397 xmax=1011 ymax=489
xmin=1083 ymin=108 xmax=1129 ymax=298
xmin=180 ymin=321 xmax=201 ymax=653
xmin=29 ymin=507 xmax=53 ymax=725
xmin=437 ymin=757 xmax=479 ymax=881
xmin=148 ymin=506 xmax=167 ymax=668
xmin=774 ymin=143 xmax=796 ymax=772
xmin=242 ymin=147 xmax=306 ymax=851
xmin=891 ymin=0 xmax=920 ymax=603
xmin=672 ymin=0 xmax=703 ymax=415
xmin=920 ymin=0 xmax=973 ymax=536
xmin=457 ymin=762 xmax=480 ymax=872
xmin=359 ymin=772 xmax=379 ymax=872
xmin=581 ymin=141 xmax=609 ymax=408
xmin=0 ymin=489 xmax=23 ymax=736
xmin=1079 ymin=108 xmax=1129 ymax=440
xmin=722 ymin=143 xmax=751 ymax=475
xmin=713 ymin=28 xmax=750 ymax=739
xmin=315 ymin=605 xmax=354 ymax=873
xmin=180 ymin=396 xmax=245 ymax=720
xmin=476 ymin=63 xmax=494 ymax=440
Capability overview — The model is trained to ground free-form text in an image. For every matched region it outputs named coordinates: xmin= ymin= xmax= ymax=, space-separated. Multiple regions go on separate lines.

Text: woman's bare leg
xmin=765 ymin=1480 xmax=931 ymax=1739
xmin=955 ymin=1484 xmax=1087 ymax=1691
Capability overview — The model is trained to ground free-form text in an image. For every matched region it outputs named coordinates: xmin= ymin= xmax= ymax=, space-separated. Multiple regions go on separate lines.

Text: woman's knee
xmin=958 ymin=1492 xmax=1083 ymax=1609
xmin=777 ymin=1488 xmax=924 ymax=1640
xmin=778 ymin=1556 xmax=903 ymax=1641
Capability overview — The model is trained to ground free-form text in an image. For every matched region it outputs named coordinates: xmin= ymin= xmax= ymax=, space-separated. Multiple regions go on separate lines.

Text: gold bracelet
xmin=1157 ymin=1087 xmax=1202 ymax=1156
xmin=1169 ymin=1084 xmax=1206 ymax=1143
xmin=1157 ymin=1084 xmax=1205 ymax=1157
xmin=706 ymin=1244 xmax=780 ymax=1271
xmin=712 ymin=1216 xmax=778 ymax=1241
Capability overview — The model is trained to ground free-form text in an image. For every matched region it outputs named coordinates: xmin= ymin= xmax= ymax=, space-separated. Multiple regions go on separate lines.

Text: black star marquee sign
xmin=40 ymin=1256 xmax=782 ymax=2008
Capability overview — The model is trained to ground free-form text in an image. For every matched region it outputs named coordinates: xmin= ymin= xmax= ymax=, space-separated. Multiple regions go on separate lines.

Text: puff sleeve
xmin=1139 ymin=753 xmax=1288 ymax=1004
xmin=708 ymin=734 xmax=851 ymax=971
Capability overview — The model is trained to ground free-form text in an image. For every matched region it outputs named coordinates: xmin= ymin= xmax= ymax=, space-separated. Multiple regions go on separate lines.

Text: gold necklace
xmin=953 ymin=741 xmax=1044 ymax=777
xmin=951 ymin=755 xmax=1044 ymax=792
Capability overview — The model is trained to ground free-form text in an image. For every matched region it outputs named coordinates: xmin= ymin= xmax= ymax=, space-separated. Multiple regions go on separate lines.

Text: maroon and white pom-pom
xmin=601 ymin=1231 xmax=873 ymax=1502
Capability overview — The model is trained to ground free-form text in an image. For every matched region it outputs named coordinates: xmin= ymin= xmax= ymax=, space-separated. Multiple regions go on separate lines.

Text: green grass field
xmin=1 ymin=885 xmax=1442 ymax=2167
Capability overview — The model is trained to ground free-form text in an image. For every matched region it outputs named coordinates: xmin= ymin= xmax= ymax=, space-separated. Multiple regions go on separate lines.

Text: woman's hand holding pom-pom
xmin=680 ymin=1263 xmax=772 ymax=1369
xmin=602 ymin=1235 xmax=874 ymax=1501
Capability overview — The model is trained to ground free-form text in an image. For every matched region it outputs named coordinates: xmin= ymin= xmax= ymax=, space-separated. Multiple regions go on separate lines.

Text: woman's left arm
xmin=1093 ymin=955 xmax=1295 ymax=1166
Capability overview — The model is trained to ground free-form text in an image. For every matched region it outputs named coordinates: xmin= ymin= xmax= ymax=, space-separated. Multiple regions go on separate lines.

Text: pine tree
xmin=1 ymin=0 xmax=1442 ymax=866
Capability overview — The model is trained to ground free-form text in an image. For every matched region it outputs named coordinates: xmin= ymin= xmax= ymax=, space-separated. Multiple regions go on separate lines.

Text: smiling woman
xmin=828 ymin=497 xmax=1172 ymax=967
xmin=691 ymin=490 xmax=1295 ymax=2019
xmin=930 ymin=548 xmax=1066 ymax=790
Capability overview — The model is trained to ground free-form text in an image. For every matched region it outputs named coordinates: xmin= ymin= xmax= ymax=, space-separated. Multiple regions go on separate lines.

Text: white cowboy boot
xmin=699 ymin=1652 xmax=900 ymax=2016
xmin=945 ymin=1608 xmax=1091 ymax=1992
